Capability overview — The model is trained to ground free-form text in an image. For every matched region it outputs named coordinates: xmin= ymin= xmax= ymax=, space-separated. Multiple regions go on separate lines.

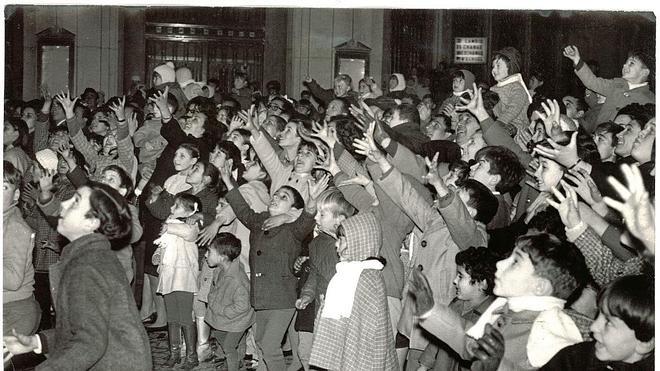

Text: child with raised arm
xmin=152 ymin=193 xmax=203 ymax=369
xmin=222 ymin=162 xmax=316 ymax=371
xmin=563 ymin=46 xmax=654 ymax=126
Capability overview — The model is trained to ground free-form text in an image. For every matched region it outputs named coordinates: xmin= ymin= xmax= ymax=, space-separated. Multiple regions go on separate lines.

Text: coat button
xmin=421 ymin=240 xmax=427 ymax=247
xmin=418 ymin=264 xmax=423 ymax=271
xmin=257 ymin=250 xmax=262 ymax=256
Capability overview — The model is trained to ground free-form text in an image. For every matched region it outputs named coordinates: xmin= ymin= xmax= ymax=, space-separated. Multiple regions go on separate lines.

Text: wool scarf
xmin=321 ymin=259 xmax=384 ymax=320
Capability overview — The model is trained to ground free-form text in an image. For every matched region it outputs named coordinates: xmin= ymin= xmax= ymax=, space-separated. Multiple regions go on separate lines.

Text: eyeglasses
xmin=268 ymin=104 xmax=284 ymax=111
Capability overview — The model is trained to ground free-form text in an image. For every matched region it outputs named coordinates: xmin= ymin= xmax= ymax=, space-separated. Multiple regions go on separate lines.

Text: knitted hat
xmin=154 ymin=62 xmax=176 ymax=84
xmin=459 ymin=69 xmax=476 ymax=88
xmin=494 ymin=47 xmax=522 ymax=75
xmin=35 ymin=148 xmax=59 ymax=172
xmin=339 ymin=212 xmax=382 ymax=261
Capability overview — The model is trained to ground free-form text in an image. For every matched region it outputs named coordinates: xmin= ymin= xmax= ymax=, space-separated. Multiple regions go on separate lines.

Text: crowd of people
xmin=2 ymin=42 xmax=655 ymax=371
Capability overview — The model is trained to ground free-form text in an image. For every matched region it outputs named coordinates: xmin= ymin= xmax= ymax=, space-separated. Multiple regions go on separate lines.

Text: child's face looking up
xmin=242 ymin=160 xmax=267 ymax=182
xmin=493 ymin=247 xmax=543 ymax=298
xmin=621 ymin=56 xmax=650 ymax=84
xmin=533 ymin=157 xmax=564 ymax=192
xmin=452 ymin=77 xmax=466 ymax=92
xmin=278 ymin=122 xmax=300 ymax=148
xmin=491 ymin=57 xmax=510 ymax=82
xmin=590 ymin=304 xmax=650 ymax=363
xmin=294 ymin=146 xmax=317 ymax=174
xmin=268 ymin=188 xmax=296 ymax=216
xmin=173 ymin=148 xmax=198 ymax=172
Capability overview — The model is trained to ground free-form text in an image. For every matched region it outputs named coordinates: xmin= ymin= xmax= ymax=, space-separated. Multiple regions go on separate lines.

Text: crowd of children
xmin=3 ymin=42 xmax=655 ymax=371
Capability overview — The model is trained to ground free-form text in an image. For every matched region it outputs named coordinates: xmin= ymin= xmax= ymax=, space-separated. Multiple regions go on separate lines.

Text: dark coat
xmin=542 ymin=341 xmax=654 ymax=371
xmin=225 ymin=188 xmax=315 ymax=310
xmin=38 ymin=233 xmax=152 ymax=370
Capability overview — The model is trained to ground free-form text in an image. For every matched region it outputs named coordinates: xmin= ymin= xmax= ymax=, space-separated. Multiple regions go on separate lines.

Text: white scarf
xmin=466 ymin=296 xmax=582 ymax=367
xmin=496 ymin=73 xmax=533 ymax=103
xmin=321 ymin=260 xmax=384 ymax=320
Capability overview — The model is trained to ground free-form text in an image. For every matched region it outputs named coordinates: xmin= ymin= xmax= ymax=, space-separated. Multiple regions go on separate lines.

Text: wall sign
xmin=454 ymin=37 xmax=487 ymax=64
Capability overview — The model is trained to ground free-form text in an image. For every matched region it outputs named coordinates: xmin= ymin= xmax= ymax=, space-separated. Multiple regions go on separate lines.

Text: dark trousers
xmin=34 ymin=272 xmax=54 ymax=330
xmin=164 ymin=291 xmax=194 ymax=326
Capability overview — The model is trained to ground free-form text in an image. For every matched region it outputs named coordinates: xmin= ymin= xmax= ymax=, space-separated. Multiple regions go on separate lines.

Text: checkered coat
xmin=309 ymin=212 xmax=398 ymax=371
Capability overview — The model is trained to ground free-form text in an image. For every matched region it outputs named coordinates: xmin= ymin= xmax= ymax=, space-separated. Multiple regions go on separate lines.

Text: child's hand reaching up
xmin=54 ymin=90 xmax=79 ymax=120
xmin=108 ymin=95 xmax=127 ymax=122
xmin=147 ymin=86 xmax=171 ymax=121
xmin=562 ymin=45 xmax=581 ymax=66
xmin=353 ymin=121 xmax=386 ymax=164
xmin=547 ymin=180 xmax=581 ymax=229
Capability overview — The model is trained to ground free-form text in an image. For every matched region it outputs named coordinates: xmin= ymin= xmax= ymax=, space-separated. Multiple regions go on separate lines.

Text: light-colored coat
xmin=377 ymin=167 xmax=488 ymax=350
xmin=205 ymin=259 xmax=256 ymax=333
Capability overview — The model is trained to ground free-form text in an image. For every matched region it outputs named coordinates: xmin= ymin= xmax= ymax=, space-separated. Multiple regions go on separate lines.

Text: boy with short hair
xmin=470 ymin=146 xmax=525 ymax=229
xmin=417 ymin=246 xmax=499 ymax=371
xmin=542 ymin=274 xmax=654 ymax=370
xmin=412 ymin=233 xmax=590 ymax=370
xmin=231 ymin=72 xmax=253 ymax=110
xmin=205 ymin=232 xmax=256 ymax=371
xmin=563 ymin=46 xmax=655 ymax=127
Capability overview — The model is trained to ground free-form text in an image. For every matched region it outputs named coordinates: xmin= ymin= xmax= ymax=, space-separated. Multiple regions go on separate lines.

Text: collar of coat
xmin=61 ymin=233 xmax=112 ymax=260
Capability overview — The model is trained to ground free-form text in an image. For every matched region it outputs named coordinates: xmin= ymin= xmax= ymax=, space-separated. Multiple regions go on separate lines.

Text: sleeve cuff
xmin=434 ymin=189 xmax=455 ymax=209
xmin=565 ymin=221 xmax=588 ymax=242
xmin=575 ymin=59 xmax=585 ymax=71
xmin=34 ymin=334 xmax=44 ymax=354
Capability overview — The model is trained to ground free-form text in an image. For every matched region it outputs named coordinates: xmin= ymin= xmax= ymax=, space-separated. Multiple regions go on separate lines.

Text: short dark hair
xmin=332 ymin=115 xmax=367 ymax=162
xmin=595 ymin=121 xmax=624 ymax=147
xmin=628 ymin=50 xmax=655 ymax=82
xmin=266 ymin=80 xmax=281 ymax=92
xmin=461 ymin=179 xmax=498 ymax=225
xmin=3 ymin=161 xmax=22 ymax=187
xmin=599 ymin=274 xmax=654 ymax=342
xmin=516 ymin=233 xmax=588 ymax=300
xmin=234 ymin=72 xmax=248 ymax=81
xmin=215 ymin=141 xmax=242 ymax=170
xmin=84 ymin=182 xmax=133 ymax=244
xmin=279 ymin=185 xmax=305 ymax=210
xmin=474 ymin=146 xmax=525 ymax=193
xmin=102 ymin=165 xmax=134 ymax=200
xmin=394 ymin=103 xmax=420 ymax=125
xmin=455 ymin=246 xmax=498 ymax=295
xmin=209 ymin=232 xmax=242 ymax=262
xmin=617 ymin=103 xmax=655 ymax=130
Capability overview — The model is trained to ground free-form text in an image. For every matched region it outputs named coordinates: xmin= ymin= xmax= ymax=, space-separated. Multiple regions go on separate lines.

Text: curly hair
xmin=455 ymin=246 xmax=498 ymax=295
xmin=84 ymin=182 xmax=132 ymax=246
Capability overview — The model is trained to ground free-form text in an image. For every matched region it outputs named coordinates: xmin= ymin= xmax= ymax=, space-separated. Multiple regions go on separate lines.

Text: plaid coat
xmin=309 ymin=212 xmax=398 ymax=371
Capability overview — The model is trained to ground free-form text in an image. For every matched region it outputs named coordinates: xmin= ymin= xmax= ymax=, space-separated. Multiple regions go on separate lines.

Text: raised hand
xmin=108 ymin=96 xmax=127 ymax=122
xmin=308 ymin=174 xmax=330 ymax=201
xmin=303 ymin=75 xmax=313 ymax=84
xmin=547 ymin=180 xmax=581 ymax=229
xmin=562 ymin=45 xmax=581 ymax=66
xmin=293 ymin=256 xmax=309 ymax=273
xmin=470 ymin=324 xmax=505 ymax=371
xmin=56 ymin=142 xmax=76 ymax=170
xmin=514 ymin=127 xmax=534 ymax=152
xmin=310 ymin=120 xmax=337 ymax=148
xmin=40 ymin=85 xmax=53 ymax=113
xmin=336 ymin=173 xmax=372 ymax=188
xmin=409 ymin=267 xmax=435 ymax=316
xmin=54 ymin=90 xmax=79 ymax=120
xmin=262 ymin=212 xmax=298 ymax=231
xmin=533 ymin=131 xmax=579 ymax=169
xmin=38 ymin=168 xmax=57 ymax=194
xmin=533 ymin=99 xmax=561 ymax=137
xmin=147 ymin=86 xmax=170 ymax=119
xmin=21 ymin=183 xmax=38 ymax=207
xmin=603 ymin=163 xmax=654 ymax=253
xmin=314 ymin=146 xmax=340 ymax=176
xmin=229 ymin=115 xmax=245 ymax=133
xmin=197 ymin=218 xmax=223 ymax=246
xmin=564 ymin=169 xmax=603 ymax=206
xmin=455 ymin=83 xmax=489 ymax=122
xmin=353 ymin=122 xmax=384 ymax=163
